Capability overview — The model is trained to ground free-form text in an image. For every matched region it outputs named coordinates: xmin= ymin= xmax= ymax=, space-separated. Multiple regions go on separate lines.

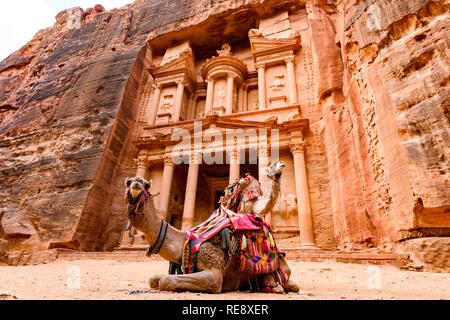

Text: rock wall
xmin=315 ymin=0 xmax=449 ymax=249
xmin=0 ymin=0 xmax=448 ymax=265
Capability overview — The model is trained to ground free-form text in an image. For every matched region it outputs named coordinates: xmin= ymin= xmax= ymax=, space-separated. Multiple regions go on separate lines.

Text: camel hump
xmin=219 ymin=175 xmax=262 ymax=212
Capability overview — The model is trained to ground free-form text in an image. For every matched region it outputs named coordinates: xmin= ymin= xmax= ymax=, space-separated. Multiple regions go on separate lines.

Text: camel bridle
xmin=119 ymin=189 xmax=150 ymax=243
xmin=120 ymin=189 xmax=167 ymax=256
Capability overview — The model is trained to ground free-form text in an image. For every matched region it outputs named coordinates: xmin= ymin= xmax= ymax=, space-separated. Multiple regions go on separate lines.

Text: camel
xmin=124 ymin=161 xmax=299 ymax=294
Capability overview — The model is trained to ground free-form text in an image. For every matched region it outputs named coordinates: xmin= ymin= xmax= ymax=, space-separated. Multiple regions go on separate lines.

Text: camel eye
xmin=126 ymin=178 xmax=132 ymax=187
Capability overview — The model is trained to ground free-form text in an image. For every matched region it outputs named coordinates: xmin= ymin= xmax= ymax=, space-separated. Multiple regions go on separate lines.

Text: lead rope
xmin=279 ymin=185 xmax=283 ymax=241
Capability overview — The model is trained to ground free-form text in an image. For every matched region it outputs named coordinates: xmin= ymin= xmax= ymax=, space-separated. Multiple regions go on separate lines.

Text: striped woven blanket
xmin=182 ymin=207 xmax=282 ymax=279
xmin=182 ymin=207 xmax=236 ymax=274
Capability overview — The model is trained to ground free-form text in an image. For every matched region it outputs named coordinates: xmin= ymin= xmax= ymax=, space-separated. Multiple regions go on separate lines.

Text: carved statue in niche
xmin=248 ymin=29 xmax=264 ymax=38
xmin=217 ymin=43 xmax=232 ymax=56
xmin=217 ymin=89 xmax=225 ymax=106
xmin=247 ymin=88 xmax=259 ymax=111
xmin=282 ymin=194 xmax=298 ymax=219
xmin=270 ymin=75 xmax=286 ymax=92
xmin=160 ymin=95 xmax=174 ymax=114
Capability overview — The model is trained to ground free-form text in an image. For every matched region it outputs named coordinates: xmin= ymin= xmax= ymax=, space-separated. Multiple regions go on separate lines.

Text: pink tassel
xmin=263 ymin=240 xmax=269 ymax=255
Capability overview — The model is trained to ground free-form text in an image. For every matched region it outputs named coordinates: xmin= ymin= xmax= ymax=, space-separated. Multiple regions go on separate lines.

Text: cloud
xmin=0 ymin=0 xmax=56 ymax=61
xmin=0 ymin=0 xmax=134 ymax=62
xmin=76 ymin=0 xmax=133 ymax=10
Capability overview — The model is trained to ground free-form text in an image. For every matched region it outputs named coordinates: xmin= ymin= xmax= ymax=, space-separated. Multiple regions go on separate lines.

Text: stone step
xmin=282 ymin=249 xmax=408 ymax=266
xmin=56 ymin=248 xmax=408 ymax=267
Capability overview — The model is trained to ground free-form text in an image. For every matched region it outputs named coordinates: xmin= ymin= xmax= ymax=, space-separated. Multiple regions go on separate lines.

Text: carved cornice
xmin=249 ymin=30 xmax=302 ymax=63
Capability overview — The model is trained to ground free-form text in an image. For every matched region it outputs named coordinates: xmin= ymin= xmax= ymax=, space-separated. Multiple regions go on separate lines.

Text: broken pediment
xmin=151 ymin=42 xmax=197 ymax=90
xmin=248 ymin=29 xmax=301 ymax=62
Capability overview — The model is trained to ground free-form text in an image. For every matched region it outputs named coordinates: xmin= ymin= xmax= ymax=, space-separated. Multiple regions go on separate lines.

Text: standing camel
xmin=124 ymin=161 xmax=299 ymax=293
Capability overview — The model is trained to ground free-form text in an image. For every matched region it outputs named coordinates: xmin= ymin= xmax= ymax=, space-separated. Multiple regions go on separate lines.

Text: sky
xmin=0 ymin=0 xmax=134 ymax=61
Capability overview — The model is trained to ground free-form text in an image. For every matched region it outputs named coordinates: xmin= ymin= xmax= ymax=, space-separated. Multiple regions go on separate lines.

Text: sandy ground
xmin=0 ymin=259 xmax=448 ymax=300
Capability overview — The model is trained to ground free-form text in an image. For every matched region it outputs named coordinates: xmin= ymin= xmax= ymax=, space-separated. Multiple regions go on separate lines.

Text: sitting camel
xmin=124 ymin=161 xmax=299 ymax=294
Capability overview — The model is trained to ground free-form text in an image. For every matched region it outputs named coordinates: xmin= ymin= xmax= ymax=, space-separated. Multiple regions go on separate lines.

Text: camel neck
xmin=258 ymin=177 xmax=281 ymax=216
xmin=141 ymin=199 xmax=186 ymax=264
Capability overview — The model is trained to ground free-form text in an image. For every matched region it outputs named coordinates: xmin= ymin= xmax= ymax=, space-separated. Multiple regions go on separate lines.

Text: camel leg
xmin=150 ymin=268 xmax=223 ymax=294
xmin=279 ymin=254 xmax=300 ymax=293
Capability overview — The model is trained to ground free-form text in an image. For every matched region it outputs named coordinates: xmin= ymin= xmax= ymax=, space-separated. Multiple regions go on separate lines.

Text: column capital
xmin=152 ymin=83 xmax=162 ymax=90
xmin=227 ymin=72 xmax=238 ymax=80
xmin=206 ymin=76 xmax=215 ymax=83
xmin=163 ymin=155 xmax=176 ymax=167
xmin=229 ymin=149 xmax=241 ymax=161
xmin=290 ymin=141 xmax=306 ymax=155
xmin=284 ymin=55 xmax=296 ymax=64
xmin=258 ymin=147 xmax=269 ymax=158
xmin=175 ymin=79 xmax=187 ymax=87
xmin=136 ymin=155 xmax=150 ymax=168
xmin=256 ymin=62 xmax=266 ymax=70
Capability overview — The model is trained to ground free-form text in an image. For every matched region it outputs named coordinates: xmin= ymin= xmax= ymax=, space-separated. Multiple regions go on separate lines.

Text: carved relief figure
xmin=160 ymin=95 xmax=174 ymax=114
xmin=270 ymin=75 xmax=286 ymax=92
xmin=217 ymin=43 xmax=232 ymax=56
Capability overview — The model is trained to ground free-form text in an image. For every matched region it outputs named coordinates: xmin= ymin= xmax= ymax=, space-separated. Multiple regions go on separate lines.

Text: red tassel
xmin=263 ymin=240 xmax=269 ymax=254
xmin=262 ymin=286 xmax=272 ymax=294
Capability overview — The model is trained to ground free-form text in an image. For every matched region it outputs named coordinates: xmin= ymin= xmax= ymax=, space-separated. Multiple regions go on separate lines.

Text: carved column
xmin=181 ymin=153 xmax=202 ymax=231
xmin=258 ymin=147 xmax=271 ymax=224
xmin=290 ymin=138 xmax=317 ymax=249
xmin=136 ymin=153 xmax=149 ymax=179
xmin=149 ymin=83 xmax=162 ymax=126
xmin=285 ymin=56 xmax=298 ymax=105
xmin=229 ymin=149 xmax=241 ymax=184
xmin=243 ymin=85 xmax=248 ymax=112
xmin=187 ymin=94 xmax=196 ymax=120
xmin=237 ymin=85 xmax=244 ymax=113
xmin=159 ymin=154 xmax=176 ymax=220
xmin=257 ymin=62 xmax=267 ymax=110
xmin=172 ymin=80 xmax=185 ymax=122
xmin=225 ymin=74 xmax=235 ymax=115
xmin=205 ymin=77 xmax=215 ymax=116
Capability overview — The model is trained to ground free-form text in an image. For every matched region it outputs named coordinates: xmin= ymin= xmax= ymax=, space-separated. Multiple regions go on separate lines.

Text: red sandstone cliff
xmin=0 ymin=0 xmax=448 ymax=269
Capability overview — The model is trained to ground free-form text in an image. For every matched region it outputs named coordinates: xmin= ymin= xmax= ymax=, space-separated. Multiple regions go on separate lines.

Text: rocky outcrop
xmin=310 ymin=0 xmax=450 ymax=251
xmin=397 ymin=237 xmax=450 ymax=272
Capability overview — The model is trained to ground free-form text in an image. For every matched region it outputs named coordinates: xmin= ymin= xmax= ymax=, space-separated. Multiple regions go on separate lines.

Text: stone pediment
xmin=151 ymin=48 xmax=197 ymax=90
xmin=248 ymin=29 xmax=301 ymax=61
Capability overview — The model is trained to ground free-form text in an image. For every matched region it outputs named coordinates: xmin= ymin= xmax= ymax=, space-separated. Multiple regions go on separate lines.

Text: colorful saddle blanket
xmin=181 ymin=207 xmax=281 ymax=279
xmin=219 ymin=175 xmax=263 ymax=213
xmin=238 ymin=227 xmax=279 ymax=275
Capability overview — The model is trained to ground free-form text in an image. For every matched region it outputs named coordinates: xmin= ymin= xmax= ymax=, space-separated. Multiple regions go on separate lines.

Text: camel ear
xmin=144 ymin=180 xmax=152 ymax=191
xmin=125 ymin=178 xmax=132 ymax=188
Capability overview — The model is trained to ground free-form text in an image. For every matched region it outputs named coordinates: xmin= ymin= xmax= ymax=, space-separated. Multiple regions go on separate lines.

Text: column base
xmin=299 ymin=243 xmax=320 ymax=250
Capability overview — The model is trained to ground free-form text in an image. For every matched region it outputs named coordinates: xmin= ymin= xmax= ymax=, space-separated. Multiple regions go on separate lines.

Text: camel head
xmin=125 ymin=176 xmax=151 ymax=203
xmin=266 ymin=161 xmax=286 ymax=180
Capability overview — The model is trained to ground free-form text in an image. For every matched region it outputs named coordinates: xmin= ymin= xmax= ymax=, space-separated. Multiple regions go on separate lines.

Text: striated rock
xmin=2 ymin=249 xmax=58 ymax=266
xmin=1 ymin=210 xmax=37 ymax=238
xmin=397 ymin=237 xmax=450 ymax=272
